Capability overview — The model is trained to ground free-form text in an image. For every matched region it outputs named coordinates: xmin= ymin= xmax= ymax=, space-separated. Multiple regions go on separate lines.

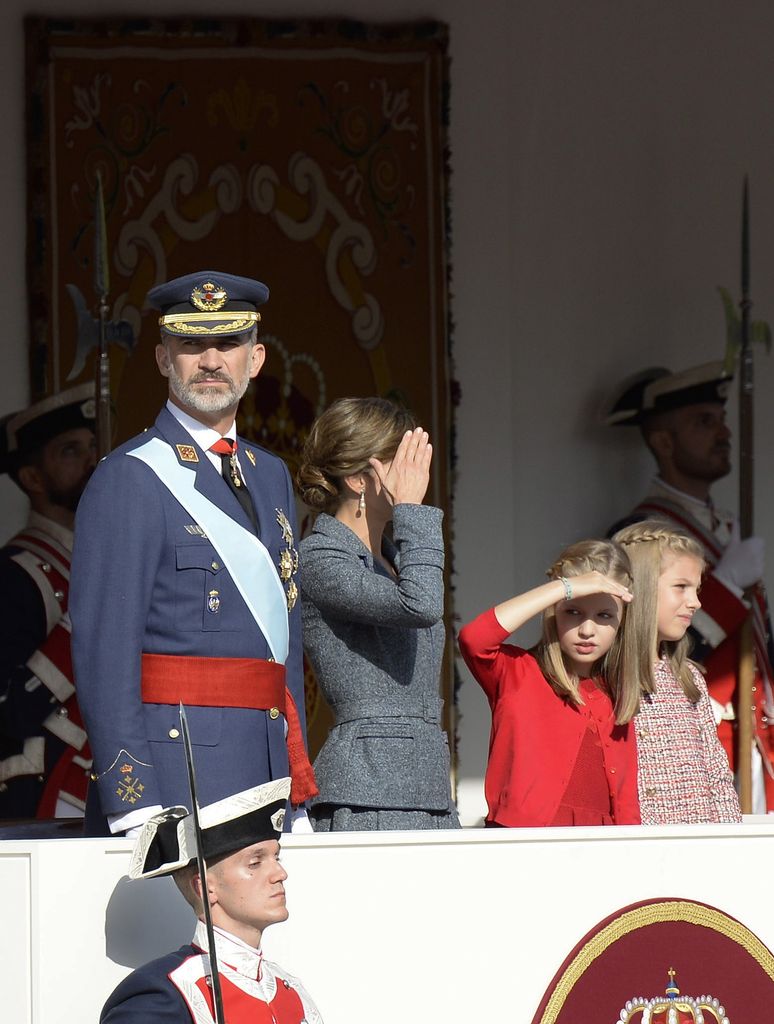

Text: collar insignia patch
xmin=176 ymin=444 xmax=199 ymax=463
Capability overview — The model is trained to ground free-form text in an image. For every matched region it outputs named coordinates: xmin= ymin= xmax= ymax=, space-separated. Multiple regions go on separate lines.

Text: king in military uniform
xmin=70 ymin=271 xmax=316 ymax=836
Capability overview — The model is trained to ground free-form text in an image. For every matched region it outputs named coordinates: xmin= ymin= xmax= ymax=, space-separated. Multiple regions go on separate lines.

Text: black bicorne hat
xmin=0 ymin=381 xmax=96 ymax=475
xmin=129 ymin=777 xmax=291 ymax=880
xmin=605 ymin=360 xmax=732 ymax=427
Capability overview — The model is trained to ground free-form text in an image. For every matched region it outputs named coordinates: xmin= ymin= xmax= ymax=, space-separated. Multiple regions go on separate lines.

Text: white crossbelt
xmin=128 ymin=438 xmax=289 ymax=663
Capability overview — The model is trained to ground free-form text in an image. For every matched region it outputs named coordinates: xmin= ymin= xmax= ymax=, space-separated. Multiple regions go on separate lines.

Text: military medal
xmin=275 ymin=508 xmax=294 ymax=545
xmin=279 ymin=549 xmax=294 ymax=582
xmin=228 ymin=452 xmax=242 ymax=488
xmin=275 ymin=507 xmax=298 ymax=607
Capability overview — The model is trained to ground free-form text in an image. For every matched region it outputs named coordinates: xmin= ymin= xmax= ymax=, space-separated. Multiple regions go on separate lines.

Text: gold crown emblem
xmin=617 ymin=969 xmax=729 ymax=1023
xmin=191 ymin=280 xmax=228 ymax=311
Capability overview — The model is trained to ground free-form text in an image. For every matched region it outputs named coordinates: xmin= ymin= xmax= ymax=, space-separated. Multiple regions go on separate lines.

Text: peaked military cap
xmin=0 ymin=381 xmax=96 ymax=475
xmin=147 ymin=271 xmax=269 ymax=338
xmin=605 ymin=360 xmax=732 ymax=426
xmin=129 ymin=777 xmax=291 ymax=880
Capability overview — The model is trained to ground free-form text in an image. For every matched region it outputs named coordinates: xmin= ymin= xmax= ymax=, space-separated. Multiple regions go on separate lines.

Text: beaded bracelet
xmin=558 ymin=576 xmax=573 ymax=601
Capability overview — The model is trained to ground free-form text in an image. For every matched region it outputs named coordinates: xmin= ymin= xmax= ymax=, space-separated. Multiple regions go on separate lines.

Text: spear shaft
xmin=94 ymin=171 xmax=112 ymax=458
xmin=737 ymin=177 xmax=754 ymax=814
xmin=179 ymin=704 xmax=226 ymax=1024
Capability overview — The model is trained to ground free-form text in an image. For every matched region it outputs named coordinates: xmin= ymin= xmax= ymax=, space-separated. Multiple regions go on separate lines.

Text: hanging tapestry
xmin=25 ymin=16 xmax=454 ymax=762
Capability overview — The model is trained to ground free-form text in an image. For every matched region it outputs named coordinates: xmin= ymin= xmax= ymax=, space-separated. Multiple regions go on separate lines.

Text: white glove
xmin=715 ymin=521 xmax=765 ymax=592
xmin=108 ymin=804 xmax=162 ymax=836
xmin=289 ymin=807 xmax=314 ymax=834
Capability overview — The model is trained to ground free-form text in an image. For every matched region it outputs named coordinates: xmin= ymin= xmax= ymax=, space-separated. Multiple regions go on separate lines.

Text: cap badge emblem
xmin=191 ymin=280 xmax=228 ymax=311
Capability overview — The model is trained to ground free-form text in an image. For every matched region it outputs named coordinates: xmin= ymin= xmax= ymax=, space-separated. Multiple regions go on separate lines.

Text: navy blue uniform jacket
xmin=69 ymin=407 xmax=305 ymax=820
xmin=101 ymin=947 xmax=197 ymax=1023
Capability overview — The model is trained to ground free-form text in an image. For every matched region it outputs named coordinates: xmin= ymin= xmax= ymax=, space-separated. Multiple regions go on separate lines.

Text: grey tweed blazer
xmin=299 ymin=504 xmax=454 ymax=811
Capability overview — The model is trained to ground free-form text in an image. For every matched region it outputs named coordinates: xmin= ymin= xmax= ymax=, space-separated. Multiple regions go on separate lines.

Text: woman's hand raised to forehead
xmin=369 ymin=427 xmax=432 ymax=506
xmin=559 ymin=571 xmax=633 ymax=604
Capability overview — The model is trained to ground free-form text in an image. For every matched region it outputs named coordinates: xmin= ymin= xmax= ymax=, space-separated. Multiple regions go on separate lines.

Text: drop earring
xmin=357 ymin=486 xmax=366 ymax=516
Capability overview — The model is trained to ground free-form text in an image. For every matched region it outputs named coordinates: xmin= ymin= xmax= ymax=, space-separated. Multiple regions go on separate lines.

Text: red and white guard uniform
xmin=0 ymin=511 xmax=92 ymax=817
xmin=101 ymin=921 xmax=324 ymax=1023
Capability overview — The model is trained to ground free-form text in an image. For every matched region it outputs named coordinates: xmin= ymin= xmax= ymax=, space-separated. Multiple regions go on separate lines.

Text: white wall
xmin=4 ymin=825 xmax=774 ymax=1022
xmin=4 ymin=2 xmax=774 ymax=824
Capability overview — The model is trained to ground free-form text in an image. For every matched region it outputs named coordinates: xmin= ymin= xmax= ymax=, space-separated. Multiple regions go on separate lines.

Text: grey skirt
xmin=310 ymin=802 xmax=460 ymax=832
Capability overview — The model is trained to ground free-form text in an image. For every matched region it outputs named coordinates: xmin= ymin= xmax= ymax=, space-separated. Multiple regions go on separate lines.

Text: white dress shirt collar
xmin=166 ymin=399 xmax=237 ymax=450
xmin=193 ymin=920 xmax=263 ymax=980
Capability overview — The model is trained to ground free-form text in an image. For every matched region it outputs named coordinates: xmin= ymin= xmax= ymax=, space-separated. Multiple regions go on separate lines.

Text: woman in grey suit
xmin=297 ymin=397 xmax=459 ymax=830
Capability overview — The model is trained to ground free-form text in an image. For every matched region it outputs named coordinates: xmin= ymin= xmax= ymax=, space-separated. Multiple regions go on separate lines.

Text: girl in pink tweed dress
xmin=615 ymin=521 xmax=741 ymax=824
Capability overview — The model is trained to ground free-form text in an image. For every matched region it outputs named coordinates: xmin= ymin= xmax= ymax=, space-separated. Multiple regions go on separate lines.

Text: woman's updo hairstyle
xmin=297 ymin=397 xmax=417 ymax=513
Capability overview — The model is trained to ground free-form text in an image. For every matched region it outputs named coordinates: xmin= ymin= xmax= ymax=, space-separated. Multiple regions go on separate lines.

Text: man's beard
xmin=167 ymin=363 xmax=250 ymax=415
xmin=673 ymin=444 xmax=731 ymax=484
xmin=46 ymin=472 xmax=94 ymax=513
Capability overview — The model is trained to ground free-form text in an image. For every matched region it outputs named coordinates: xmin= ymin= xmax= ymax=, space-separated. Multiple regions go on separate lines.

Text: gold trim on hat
xmin=158 ymin=311 xmax=261 ymax=334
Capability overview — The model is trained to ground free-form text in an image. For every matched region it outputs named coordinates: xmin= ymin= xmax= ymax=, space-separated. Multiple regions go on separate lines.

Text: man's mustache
xmin=189 ymin=371 xmax=233 ymax=385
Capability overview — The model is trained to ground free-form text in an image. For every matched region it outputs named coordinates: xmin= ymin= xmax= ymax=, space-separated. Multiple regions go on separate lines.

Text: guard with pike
xmin=606 ymin=189 xmax=774 ymax=811
xmin=70 ymin=271 xmax=316 ymax=836
xmin=0 ymin=383 xmax=97 ymax=820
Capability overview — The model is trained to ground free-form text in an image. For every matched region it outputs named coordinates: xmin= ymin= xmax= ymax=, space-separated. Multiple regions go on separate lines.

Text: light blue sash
xmin=128 ymin=438 xmax=289 ymax=664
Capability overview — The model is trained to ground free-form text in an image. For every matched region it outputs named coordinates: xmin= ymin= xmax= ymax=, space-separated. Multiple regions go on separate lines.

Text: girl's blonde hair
xmin=296 ymin=397 xmax=416 ymax=513
xmin=533 ymin=538 xmax=633 ymax=720
xmin=613 ymin=518 xmax=706 ymax=717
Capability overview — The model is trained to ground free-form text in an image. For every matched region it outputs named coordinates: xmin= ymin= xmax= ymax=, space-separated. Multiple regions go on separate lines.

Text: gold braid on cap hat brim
xmin=159 ymin=311 xmax=261 ymax=334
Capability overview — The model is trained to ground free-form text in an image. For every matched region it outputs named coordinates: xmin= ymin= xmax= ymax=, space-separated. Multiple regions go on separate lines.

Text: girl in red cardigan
xmin=459 ymin=539 xmax=641 ymax=827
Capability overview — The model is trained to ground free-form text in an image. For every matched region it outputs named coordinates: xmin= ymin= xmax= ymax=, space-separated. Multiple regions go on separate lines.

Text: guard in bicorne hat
xmin=606 ymin=359 xmax=774 ymax=812
xmin=101 ymin=777 xmax=324 ymax=1023
xmin=0 ymin=382 xmax=97 ymax=822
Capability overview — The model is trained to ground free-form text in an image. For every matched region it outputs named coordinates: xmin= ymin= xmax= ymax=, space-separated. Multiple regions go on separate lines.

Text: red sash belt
xmin=141 ymin=652 xmax=286 ymax=709
xmin=140 ymin=653 xmax=318 ymax=805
